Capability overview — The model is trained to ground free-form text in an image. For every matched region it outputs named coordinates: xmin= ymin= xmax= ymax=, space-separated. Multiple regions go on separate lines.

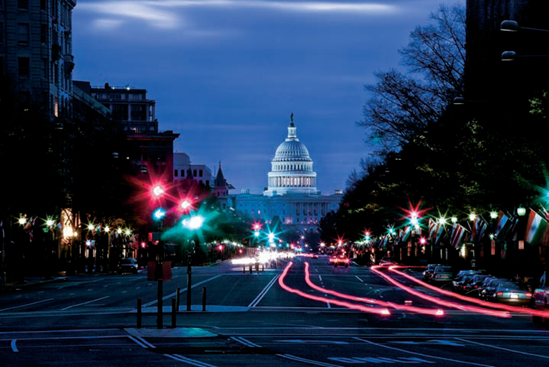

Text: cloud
xmin=79 ymin=1 xmax=180 ymax=29
xmin=78 ymin=1 xmax=398 ymax=30
xmin=93 ymin=18 xmax=125 ymax=30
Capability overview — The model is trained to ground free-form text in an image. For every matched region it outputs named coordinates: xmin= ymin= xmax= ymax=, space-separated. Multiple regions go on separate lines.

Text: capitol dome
xmin=264 ymin=116 xmax=317 ymax=197
xmin=273 ymin=139 xmax=311 ymax=162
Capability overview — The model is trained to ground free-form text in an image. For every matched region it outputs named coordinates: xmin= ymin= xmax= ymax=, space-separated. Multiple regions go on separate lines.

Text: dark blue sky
xmin=73 ymin=0 xmax=465 ymax=195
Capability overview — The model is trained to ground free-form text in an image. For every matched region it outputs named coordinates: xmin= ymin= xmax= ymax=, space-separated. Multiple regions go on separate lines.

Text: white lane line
xmin=142 ymin=275 xmax=223 ymax=307
xmin=128 ymin=335 xmax=156 ymax=349
xmin=0 ymin=298 xmax=55 ymax=312
xmin=354 ymin=338 xmax=495 ymax=367
xmin=61 ymin=296 xmax=110 ymax=311
xmin=166 ymin=354 xmax=217 ymax=367
xmin=11 ymin=340 xmax=18 ymax=353
xmin=455 ymin=338 xmax=549 ymax=359
xmin=319 ymin=275 xmax=323 ymax=282
xmin=277 ymin=354 xmax=342 ymax=367
xmin=248 ymin=274 xmax=280 ymax=308
xmin=355 ymin=276 xmax=364 ymax=282
xmin=231 ymin=336 xmax=262 ymax=348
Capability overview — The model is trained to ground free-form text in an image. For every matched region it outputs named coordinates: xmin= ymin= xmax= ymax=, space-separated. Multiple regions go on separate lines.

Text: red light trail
xmin=278 ymin=262 xmax=391 ymax=316
xmin=303 ymin=262 xmax=444 ymax=316
xmin=388 ymin=266 xmax=549 ymax=318
xmin=370 ymin=266 xmax=511 ymax=318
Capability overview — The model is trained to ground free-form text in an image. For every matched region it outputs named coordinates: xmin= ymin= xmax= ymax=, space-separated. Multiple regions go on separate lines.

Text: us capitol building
xmin=235 ymin=115 xmax=342 ymax=233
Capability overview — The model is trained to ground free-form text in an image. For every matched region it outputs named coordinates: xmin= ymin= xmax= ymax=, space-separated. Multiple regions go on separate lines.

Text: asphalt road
xmin=1 ymin=256 xmax=549 ymax=366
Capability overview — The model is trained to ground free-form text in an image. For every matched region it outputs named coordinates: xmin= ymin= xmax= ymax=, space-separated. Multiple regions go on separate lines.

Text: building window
xmin=199 ymin=170 xmax=203 ymax=177
xmin=18 ymin=0 xmax=29 ymax=10
xmin=174 ymin=170 xmax=178 ymax=177
xmin=193 ymin=170 xmax=197 ymax=177
xmin=40 ymin=0 xmax=46 ymax=11
xmin=18 ymin=57 xmax=30 ymax=77
xmin=41 ymin=58 xmax=47 ymax=79
xmin=18 ymin=23 xmax=29 ymax=46
xmin=41 ymin=24 xmax=48 ymax=44
xmin=54 ymin=97 xmax=59 ymax=117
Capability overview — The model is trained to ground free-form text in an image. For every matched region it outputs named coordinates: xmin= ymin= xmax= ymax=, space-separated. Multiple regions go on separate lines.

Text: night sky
xmin=72 ymin=0 xmax=465 ymax=195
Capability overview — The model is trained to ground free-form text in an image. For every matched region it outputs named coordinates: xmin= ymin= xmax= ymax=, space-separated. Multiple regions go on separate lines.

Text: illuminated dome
xmin=264 ymin=115 xmax=317 ymax=196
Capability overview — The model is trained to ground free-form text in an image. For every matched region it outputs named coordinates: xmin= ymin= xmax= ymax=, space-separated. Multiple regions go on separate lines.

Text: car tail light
xmin=496 ymin=291 xmax=503 ymax=296
xmin=526 ymin=292 xmax=532 ymax=298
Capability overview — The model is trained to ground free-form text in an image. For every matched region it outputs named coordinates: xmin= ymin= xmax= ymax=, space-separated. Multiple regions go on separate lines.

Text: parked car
xmin=452 ymin=270 xmax=484 ymax=292
xmin=423 ymin=264 xmax=443 ymax=282
xmin=430 ymin=265 xmax=453 ymax=283
xmin=533 ymin=286 xmax=549 ymax=324
xmin=463 ymin=274 xmax=493 ymax=296
xmin=489 ymin=282 xmax=533 ymax=306
xmin=480 ymin=278 xmax=509 ymax=300
xmin=118 ymin=258 xmax=139 ymax=274
xmin=453 ymin=274 xmax=476 ymax=293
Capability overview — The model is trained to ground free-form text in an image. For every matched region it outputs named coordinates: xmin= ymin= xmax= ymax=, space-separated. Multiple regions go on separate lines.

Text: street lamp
xmin=500 ymin=20 xmax=549 ymax=33
xmin=182 ymin=214 xmax=204 ymax=311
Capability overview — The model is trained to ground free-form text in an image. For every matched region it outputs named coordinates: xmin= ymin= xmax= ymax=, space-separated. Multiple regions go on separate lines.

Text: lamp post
xmin=182 ymin=214 xmax=204 ymax=311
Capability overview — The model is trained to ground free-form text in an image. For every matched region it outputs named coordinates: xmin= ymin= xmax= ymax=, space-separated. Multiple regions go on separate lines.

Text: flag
xmin=450 ymin=224 xmax=467 ymax=249
xmin=401 ymin=226 xmax=411 ymax=242
xmin=524 ymin=209 xmax=548 ymax=245
xmin=435 ymin=224 xmax=445 ymax=245
xmin=428 ymin=218 xmax=437 ymax=240
xmin=498 ymin=214 xmax=517 ymax=241
xmin=467 ymin=216 xmax=487 ymax=242
xmin=495 ymin=211 xmax=509 ymax=236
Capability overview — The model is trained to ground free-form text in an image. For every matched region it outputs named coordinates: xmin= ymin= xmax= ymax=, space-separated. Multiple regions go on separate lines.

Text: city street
xmin=1 ymin=257 xmax=549 ymax=366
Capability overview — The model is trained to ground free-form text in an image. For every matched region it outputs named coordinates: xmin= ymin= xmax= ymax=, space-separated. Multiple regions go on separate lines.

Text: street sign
xmin=147 ymin=261 xmax=171 ymax=281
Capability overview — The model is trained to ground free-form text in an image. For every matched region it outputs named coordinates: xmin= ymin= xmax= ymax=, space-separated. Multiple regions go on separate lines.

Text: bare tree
xmin=359 ymin=3 xmax=465 ymax=153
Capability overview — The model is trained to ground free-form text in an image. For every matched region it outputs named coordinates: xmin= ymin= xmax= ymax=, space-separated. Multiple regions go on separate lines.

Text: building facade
xmin=173 ymin=152 xmax=212 ymax=187
xmin=0 ymin=0 xmax=76 ymax=118
xmin=235 ymin=116 xmax=341 ymax=233
xmin=89 ymin=82 xmax=179 ymax=181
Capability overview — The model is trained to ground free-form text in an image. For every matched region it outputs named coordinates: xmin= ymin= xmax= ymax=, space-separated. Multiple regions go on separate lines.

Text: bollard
xmin=249 ymin=264 xmax=252 ymax=274
xmin=137 ymin=298 xmax=142 ymax=329
xmin=176 ymin=287 xmax=181 ymax=311
xmin=202 ymin=287 xmax=207 ymax=312
xmin=243 ymin=265 xmax=246 ymax=274
xmin=172 ymin=298 xmax=176 ymax=328
xmin=256 ymin=262 xmax=259 ymax=274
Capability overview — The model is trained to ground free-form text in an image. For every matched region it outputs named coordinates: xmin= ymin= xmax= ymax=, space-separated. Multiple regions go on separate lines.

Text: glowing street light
xmin=182 ymin=215 xmax=205 ymax=230
xmin=152 ymin=184 xmax=165 ymax=198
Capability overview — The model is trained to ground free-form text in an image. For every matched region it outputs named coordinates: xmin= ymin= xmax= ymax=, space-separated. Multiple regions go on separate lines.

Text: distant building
xmin=0 ymin=0 xmax=76 ymax=118
xmin=212 ymin=162 xmax=235 ymax=212
xmin=173 ymin=153 xmax=212 ymax=187
xmin=235 ymin=116 xmax=342 ymax=233
xmin=88 ymin=82 xmax=179 ymax=181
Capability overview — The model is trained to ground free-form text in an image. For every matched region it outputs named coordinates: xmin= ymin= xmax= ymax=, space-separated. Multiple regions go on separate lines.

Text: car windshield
xmin=497 ymin=283 xmax=519 ymax=290
xmin=435 ymin=266 xmax=452 ymax=272
xmin=121 ymin=259 xmax=135 ymax=264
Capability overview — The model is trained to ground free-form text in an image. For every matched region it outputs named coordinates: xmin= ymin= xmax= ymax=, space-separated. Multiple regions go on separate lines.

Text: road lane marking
xmin=354 ymin=338 xmax=495 ymax=367
xmin=61 ymin=296 xmax=110 ymax=311
xmin=277 ymin=354 xmax=342 ymax=367
xmin=143 ymin=275 xmax=223 ymax=307
xmin=231 ymin=336 xmax=262 ymax=348
xmin=248 ymin=274 xmax=280 ymax=308
xmin=128 ymin=335 xmax=155 ymax=349
xmin=455 ymin=338 xmax=549 ymax=359
xmin=0 ymin=298 xmax=54 ymax=312
xmin=355 ymin=276 xmax=364 ymax=282
xmin=166 ymin=354 xmax=217 ymax=367
xmin=11 ymin=340 xmax=18 ymax=352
